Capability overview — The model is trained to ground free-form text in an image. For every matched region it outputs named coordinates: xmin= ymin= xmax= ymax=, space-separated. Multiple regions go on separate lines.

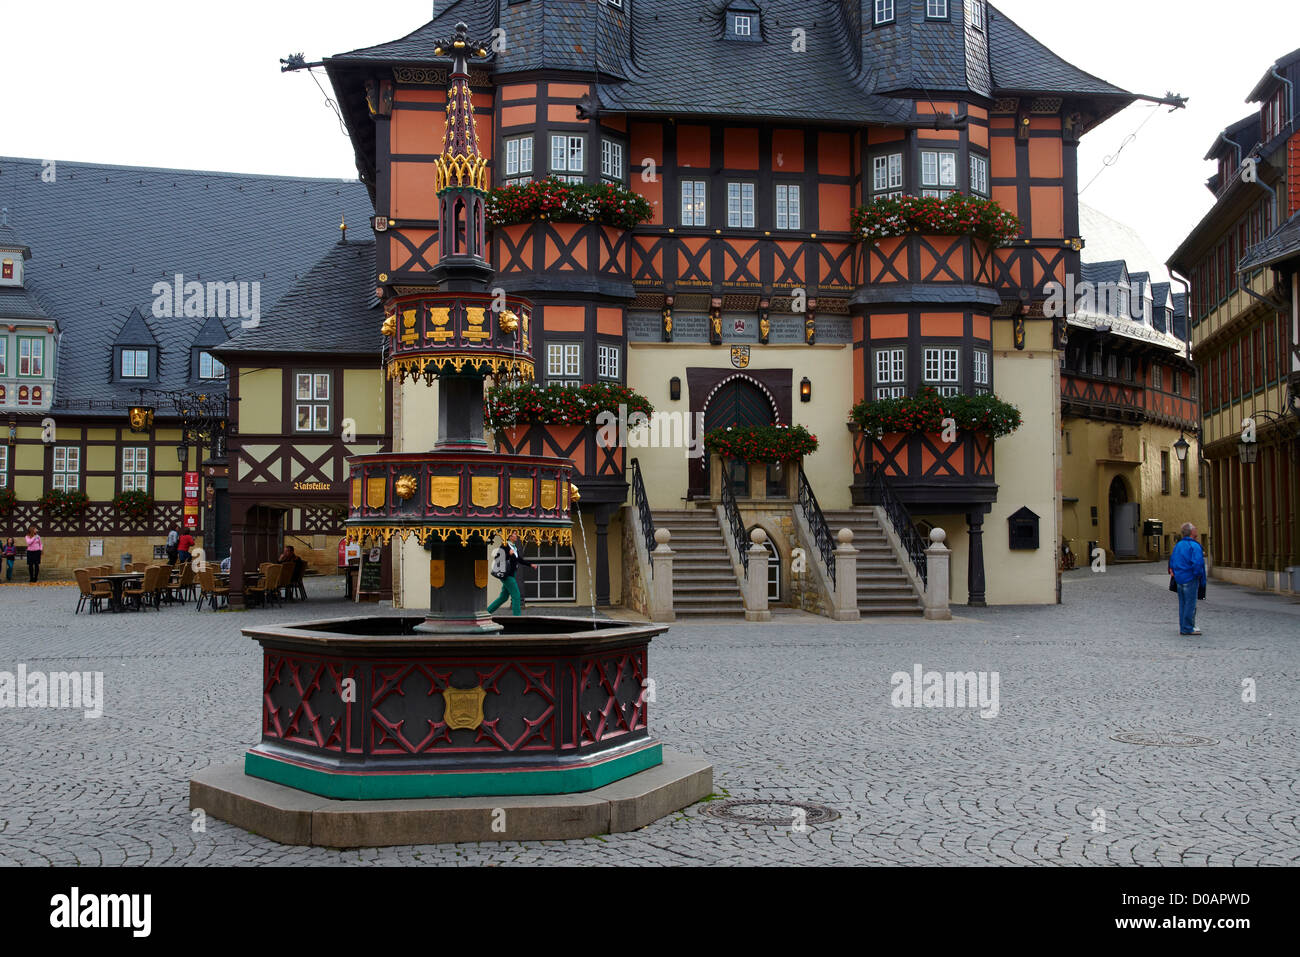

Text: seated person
xmin=220 ymin=554 xmax=231 ymax=574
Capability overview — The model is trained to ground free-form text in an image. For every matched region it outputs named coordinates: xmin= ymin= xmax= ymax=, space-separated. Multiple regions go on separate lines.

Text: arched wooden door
xmin=692 ymin=376 xmax=778 ymax=498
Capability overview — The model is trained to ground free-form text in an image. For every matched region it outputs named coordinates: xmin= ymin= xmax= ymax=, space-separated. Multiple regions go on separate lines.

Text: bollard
xmin=745 ymin=528 xmax=772 ymax=622
xmin=649 ymin=527 xmax=676 ymax=622
xmin=832 ymin=528 xmax=860 ymax=621
xmin=923 ymin=528 xmax=951 ymax=621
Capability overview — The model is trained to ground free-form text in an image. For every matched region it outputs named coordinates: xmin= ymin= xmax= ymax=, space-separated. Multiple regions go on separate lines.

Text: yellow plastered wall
xmin=343 ymin=368 xmax=386 ymax=436
xmin=238 ymin=368 xmax=283 ymax=434
xmin=87 ymin=446 xmax=115 ymax=472
xmin=86 ymin=476 xmax=115 ymax=500
xmin=626 ymin=343 xmax=856 ymax=509
xmin=154 ymin=475 xmax=182 ymax=501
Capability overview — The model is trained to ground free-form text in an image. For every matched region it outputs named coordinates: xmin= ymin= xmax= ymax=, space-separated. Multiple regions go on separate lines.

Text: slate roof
xmin=1245 ymin=47 xmax=1300 ymax=102
xmin=0 ymin=157 xmax=373 ymax=415
xmin=327 ymin=1 xmax=1131 ymax=126
xmin=1081 ymin=260 xmax=1126 ymax=286
xmin=217 ymin=240 xmax=380 ymax=355
xmin=0 ymin=284 xmax=52 ymax=322
xmin=1238 ymin=210 xmax=1300 ymax=271
xmin=1204 ymin=113 xmax=1259 ymax=161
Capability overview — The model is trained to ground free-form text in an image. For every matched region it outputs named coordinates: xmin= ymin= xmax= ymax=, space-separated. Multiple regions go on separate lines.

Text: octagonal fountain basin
xmin=243 ymin=615 xmax=669 ymax=800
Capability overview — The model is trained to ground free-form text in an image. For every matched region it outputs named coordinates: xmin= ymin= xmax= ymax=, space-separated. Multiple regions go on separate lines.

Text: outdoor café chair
xmin=73 ymin=569 xmax=111 ymax=614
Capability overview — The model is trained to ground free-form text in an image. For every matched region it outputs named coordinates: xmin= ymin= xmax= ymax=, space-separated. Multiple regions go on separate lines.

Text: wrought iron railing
xmin=719 ymin=472 xmax=749 ymax=576
xmin=630 ymin=458 xmax=657 ymax=577
xmin=863 ymin=463 xmax=929 ymax=587
xmin=796 ymin=468 xmax=836 ymax=588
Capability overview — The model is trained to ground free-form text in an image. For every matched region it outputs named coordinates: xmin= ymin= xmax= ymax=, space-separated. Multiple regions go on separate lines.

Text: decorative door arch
xmin=693 ymin=374 xmax=782 ymax=498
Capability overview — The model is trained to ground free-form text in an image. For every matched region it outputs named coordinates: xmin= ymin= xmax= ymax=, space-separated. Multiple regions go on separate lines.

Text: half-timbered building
xmin=319 ymin=0 xmax=1156 ymax=610
xmin=1169 ymin=48 xmax=1300 ymax=594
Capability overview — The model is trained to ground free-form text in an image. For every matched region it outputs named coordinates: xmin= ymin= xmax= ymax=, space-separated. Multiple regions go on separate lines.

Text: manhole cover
xmin=1110 ymin=731 xmax=1219 ymax=747
xmin=700 ymin=799 xmax=840 ymax=826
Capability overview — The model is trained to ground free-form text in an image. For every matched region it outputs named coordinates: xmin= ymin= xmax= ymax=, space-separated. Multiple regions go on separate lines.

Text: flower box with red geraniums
xmin=849 ymin=387 xmax=1022 ymax=439
xmin=112 ymin=490 xmax=155 ymax=522
xmin=703 ymin=424 xmax=819 ymax=464
xmin=40 ymin=489 xmax=90 ymax=520
xmin=850 ymin=193 xmax=1022 ymax=247
xmin=486 ymin=177 xmax=654 ymax=231
xmin=486 ymin=382 xmax=654 ymax=432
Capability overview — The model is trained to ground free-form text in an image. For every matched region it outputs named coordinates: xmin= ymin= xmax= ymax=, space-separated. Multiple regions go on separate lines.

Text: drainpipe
xmin=1270 ymin=65 xmax=1294 ymax=137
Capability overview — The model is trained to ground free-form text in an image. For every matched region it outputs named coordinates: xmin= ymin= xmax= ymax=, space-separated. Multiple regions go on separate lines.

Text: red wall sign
xmin=184 ymin=471 xmax=200 ymax=529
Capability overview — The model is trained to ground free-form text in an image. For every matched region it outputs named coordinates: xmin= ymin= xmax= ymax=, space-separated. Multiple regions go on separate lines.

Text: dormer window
xmin=927 ymin=0 xmax=949 ymax=18
xmin=198 ymin=351 xmax=226 ymax=380
xmin=727 ymin=8 xmax=759 ymax=40
xmin=735 ymin=15 xmax=751 ymax=36
xmin=121 ymin=349 xmax=150 ymax=378
xmin=965 ymin=0 xmax=985 ymax=31
xmin=874 ymin=0 xmax=895 ymax=25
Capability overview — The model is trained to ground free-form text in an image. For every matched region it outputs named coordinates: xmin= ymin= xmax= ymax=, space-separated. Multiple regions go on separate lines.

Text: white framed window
xmin=547 ymin=343 xmax=582 ymax=387
xmin=18 ymin=337 xmax=44 ymax=377
xmin=0 ymin=447 xmax=8 ymax=488
xmin=505 ymin=135 xmax=533 ymax=183
xmin=681 ymin=180 xmax=707 ymax=226
xmin=551 ymin=134 xmax=584 ymax=183
xmin=295 ymin=371 xmax=332 ymax=432
xmin=734 ymin=14 xmax=751 ymax=36
xmin=775 ymin=185 xmax=801 ymax=230
xmin=603 ymin=0 xmax=623 ymax=8
xmin=969 ymin=154 xmax=989 ymax=196
xmin=121 ymin=349 xmax=149 ymax=378
xmin=921 ymin=150 xmax=957 ymax=198
xmin=600 ymin=138 xmax=624 ymax=182
xmin=198 ymin=351 xmax=225 ymax=380
xmin=924 ymin=347 xmax=960 ymax=396
xmin=0 ymin=338 xmax=6 ymax=376
xmin=122 ymin=447 xmax=149 ymax=493
xmin=597 ymin=343 xmax=620 ymax=380
xmin=966 ymin=0 xmax=985 ymax=31
xmin=872 ymin=153 xmax=904 ymax=198
xmin=927 ymin=0 xmax=948 ymax=17
xmin=874 ymin=347 xmax=906 ymax=400
xmin=53 ymin=446 xmax=81 ymax=491
xmin=875 ymin=0 xmax=895 ymax=25
xmin=974 ymin=350 xmax=990 ymax=393
xmin=727 ymin=182 xmax=756 ymax=228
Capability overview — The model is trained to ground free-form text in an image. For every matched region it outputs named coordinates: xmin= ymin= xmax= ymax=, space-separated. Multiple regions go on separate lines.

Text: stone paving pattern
xmin=0 ymin=564 xmax=1296 ymax=865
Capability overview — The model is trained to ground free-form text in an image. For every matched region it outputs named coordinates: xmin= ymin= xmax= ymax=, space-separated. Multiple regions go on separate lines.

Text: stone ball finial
xmin=750 ymin=527 xmax=768 ymax=545
xmin=837 ymin=527 xmax=854 ymax=545
xmin=930 ymin=527 xmax=947 ymax=544
xmin=654 ymin=528 xmax=671 ymax=546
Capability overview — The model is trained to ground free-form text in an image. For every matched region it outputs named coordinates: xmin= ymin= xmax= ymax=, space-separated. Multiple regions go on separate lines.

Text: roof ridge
xmin=0 ymin=155 xmax=361 ymax=187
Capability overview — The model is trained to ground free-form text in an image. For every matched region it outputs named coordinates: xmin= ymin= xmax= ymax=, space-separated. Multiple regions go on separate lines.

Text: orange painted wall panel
xmin=871 ymin=314 xmax=908 ymax=339
xmin=1028 ymin=137 xmax=1062 ymax=178
xmin=969 ymin=123 xmax=989 ymax=149
xmin=547 ymin=83 xmax=591 ymax=100
xmin=393 ymin=108 xmax=445 ymax=155
xmin=990 ymin=117 xmax=1015 ymax=130
xmin=391 ymin=161 xmax=438 ymax=220
xmin=677 ymin=126 xmax=710 ymax=168
xmin=548 ymin=103 xmax=581 ymax=124
xmin=917 ymin=129 xmax=961 ymax=142
xmin=391 ymin=231 xmax=435 ymax=270
xmin=544 ymin=306 xmax=585 ymax=332
xmin=724 ymin=128 xmax=759 ymax=170
xmin=819 ymin=184 xmax=851 ymax=232
xmin=603 ymin=115 xmax=628 ymax=132
xmin=990 ymin=136 xmax=1016 ymax=177
xmin=917 ymin=101 xmax=959 ymax=116
xmin=1030 ymin=186 xmax=1063 ymax=238
xmin=395 ymin=89 xmax=442 ymax=104
xmin=853 ymin=351 xmax=864 ymax=404
xmin=773 ymin=129 xmax=804 ymax=172
xmin=867 ymin=126 xmax=906 ymax=144
xmin=597 ymin=308 xmax=623 ymax=336
xmin=1029 ymin=116 xmax=1061 ymax=131
xmin=973 ymin=315 xmax=992 ymax=340
xmin=500 ymin=104 xmax=536 ymax=129
xmin=920 ymin=315 xmax=964 ymax=337
xmin=992 ymin=185 xmax=1018 ymax=218
xmin=819 ymin=132 xmax=850 ymax=176
xmin=967 ymin=104 xmax=989 ymax=120
xmin=500 ymin=84 xmax=537 ymax=102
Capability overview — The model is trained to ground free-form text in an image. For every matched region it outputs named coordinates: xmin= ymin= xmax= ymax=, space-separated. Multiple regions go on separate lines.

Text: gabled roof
xmin=1246 ymin=47 xmax=1300 ymax=102
xmin=1149 ymin=281 xmax=1172 ymax=308
xmin=0 ymin=156 xmax=373 ymax=413
xmin=0 ymin=214 xmax=33 ymax=259
xmin=0 ymin=284 xmax=51 ymax=322
xmin=193 ymin=313 xmax=234 ymax=348
xmin=1081 ymin=260 xmax=1127 ymax=286
xmin=1238 ymin=210 xmax=1300 ymax=272
xmin=217 ymin=241 xmax=380 ymax=356
xmin=986 ymin=5 xmax=1130 ymax=99
xmin=1204 ymin=112 xmax=1258 ymax=161
xmin=113 ymin=307 xmax=159 ymax=347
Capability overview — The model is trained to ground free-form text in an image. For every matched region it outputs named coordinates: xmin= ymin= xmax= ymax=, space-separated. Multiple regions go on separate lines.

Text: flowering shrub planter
xmin=112 ymin=490 xmax=155 ymax=521
xmin=703 ymin=424 xmax=818 ymax=463
xmin=40 ymin=489 xmax=91 ymax=520
xmin=850 ymin=194 xmax=1021 ymax=246
xmin=0 ymin=488 xmax=15 ymax=516
xmin=849 ymin=388 xmax=1022 ymax=440
xmin=486 ymin=178 xmax=653 ymax=230
xmin=486 ymin=382 xmax=653 ymax=432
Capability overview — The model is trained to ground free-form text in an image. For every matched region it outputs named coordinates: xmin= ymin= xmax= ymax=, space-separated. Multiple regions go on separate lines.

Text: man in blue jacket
xmin=1168 ymin=522 xmax=1207 ymax=636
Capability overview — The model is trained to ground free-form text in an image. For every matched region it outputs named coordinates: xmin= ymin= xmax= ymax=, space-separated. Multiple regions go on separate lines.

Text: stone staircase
xmin=822 ymin=509 xmax=925 ymax=616
xmin=653 ymin=510 xmax=745 ymax=619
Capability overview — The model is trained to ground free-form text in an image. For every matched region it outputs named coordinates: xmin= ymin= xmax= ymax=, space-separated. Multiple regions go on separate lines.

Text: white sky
xmin=2 ymin=0 xmax=1297 ymax=266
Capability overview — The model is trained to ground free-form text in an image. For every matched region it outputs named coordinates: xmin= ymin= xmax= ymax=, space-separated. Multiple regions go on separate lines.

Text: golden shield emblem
xmin=128 ymin=407 xmax=154 ymax=432
xmin=366 ymin=477 xmax=387 ymax=510
xmin=429 ymin=560 xmax=445 ymax=588
xmin=474 ymin=560 xmax=489 ymax=589
xmin=540 ymin=481 xmax=557 ymax=511
xmin=429 ymin=476 xmax=460 ymax=508
xmin=730 ymin=345 xmax=751 ymax=369
xmin=509 ymin=478 xmax=533 ymax=509
xmin=351 ymin=478 xmax=362 ymax=509
xmin=442 ymin=686 xmax=486 ymax=731
xmin=471 ymin=477 xmax=499 ymax=508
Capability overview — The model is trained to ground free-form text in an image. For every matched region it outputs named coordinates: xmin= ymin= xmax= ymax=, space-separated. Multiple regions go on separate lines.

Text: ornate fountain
xmin=191 ymin=27 xmax=709 ymax=831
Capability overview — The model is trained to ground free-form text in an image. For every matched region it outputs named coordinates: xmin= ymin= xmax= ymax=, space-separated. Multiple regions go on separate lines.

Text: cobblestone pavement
xmin=1 ymin=564 xmax=1296 ymax=866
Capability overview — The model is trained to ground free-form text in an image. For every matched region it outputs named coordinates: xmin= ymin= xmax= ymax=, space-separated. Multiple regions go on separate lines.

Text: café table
xmin=90 ymin=573 xmax=143 ymax=613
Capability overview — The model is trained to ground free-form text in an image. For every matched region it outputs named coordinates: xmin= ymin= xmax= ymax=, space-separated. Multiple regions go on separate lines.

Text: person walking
xmin=24 ymin=527 xmax=43 ymax=583
xmin=486 ymin=532 xmax=536 ymax=617
xmin=3 ymin=538 xmax=15 ymax=582
xmin=177 ymin=529 xmax=195 ymax=566
xmin=1168 ymin=522 xmax=1207 ymax=636
xmin=165 ymin=525 xmax=180 ymax=566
